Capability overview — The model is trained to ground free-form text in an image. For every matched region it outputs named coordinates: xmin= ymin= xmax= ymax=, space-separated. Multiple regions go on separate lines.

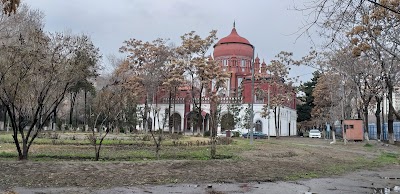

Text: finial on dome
xmin=233 ymin=20 xmax=235 ymax=28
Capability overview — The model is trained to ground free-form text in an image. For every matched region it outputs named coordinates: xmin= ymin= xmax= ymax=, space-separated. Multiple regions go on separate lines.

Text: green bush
xmin=232 ymin=131 xmax=240 ymax=137
xmin=203 ymin=131 xmax=210 ymax=137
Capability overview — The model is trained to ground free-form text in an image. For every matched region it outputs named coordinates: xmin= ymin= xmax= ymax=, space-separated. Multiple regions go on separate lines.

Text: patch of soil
xmin=0 ymin=137 xmax=397 ymax=190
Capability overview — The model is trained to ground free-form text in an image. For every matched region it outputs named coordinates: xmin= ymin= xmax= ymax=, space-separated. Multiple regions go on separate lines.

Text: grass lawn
xmin=0 ymin=132 xmax=251 ymax=161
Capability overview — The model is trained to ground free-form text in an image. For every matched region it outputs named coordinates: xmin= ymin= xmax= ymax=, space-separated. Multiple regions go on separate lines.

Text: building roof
xmin=215 ymin=27 xmax=251 ymax=45
xmin=213 ymin=26 xmax=254 ymax=59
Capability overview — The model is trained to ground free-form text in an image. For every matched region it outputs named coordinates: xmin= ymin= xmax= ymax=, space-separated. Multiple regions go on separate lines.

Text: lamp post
xmin=250 ymin=46 xmax=255 ymax=145
xmin=267 ymin=87 xmax=270 ymax=140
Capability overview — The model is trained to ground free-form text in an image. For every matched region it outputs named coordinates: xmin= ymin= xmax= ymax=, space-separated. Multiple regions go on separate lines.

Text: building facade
xmin=144 ymin=26 xmax=297 ymax=136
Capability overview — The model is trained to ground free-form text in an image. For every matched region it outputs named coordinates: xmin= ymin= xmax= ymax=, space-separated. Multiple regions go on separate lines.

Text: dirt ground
xmin=0 ymin=137 xmax=399 ymax=193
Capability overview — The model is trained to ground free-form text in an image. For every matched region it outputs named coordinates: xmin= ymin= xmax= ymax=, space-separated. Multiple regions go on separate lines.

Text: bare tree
xmin=346 ymin=1 xmax=400 ymax=144
xmin=179 ymin=30 xmax=218 ymax=135
xmin=299 ymin=0 xmax=400 ymax=144
xmin=205 ymin=59 xmax=229 ymax=159
xmin=0 ymin=7 xmax=101 ymax=160
xmin=90 ymin=83 xmax=123 ymax=161
xmin=259 ymin=52 xmax=299 ymax=138
xmin=1 ymin=0 xmax=19 ymax=15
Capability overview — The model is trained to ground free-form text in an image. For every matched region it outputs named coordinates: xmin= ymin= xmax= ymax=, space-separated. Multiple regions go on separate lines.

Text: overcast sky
xmin=24 ymin=0 xmax=321 ymax=83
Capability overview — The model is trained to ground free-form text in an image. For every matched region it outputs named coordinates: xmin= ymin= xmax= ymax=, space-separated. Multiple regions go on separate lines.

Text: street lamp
xmin=250 ymin=45 xmax=255 ymax=145
xmin=267 ymin=87 xmax=270 ymax=140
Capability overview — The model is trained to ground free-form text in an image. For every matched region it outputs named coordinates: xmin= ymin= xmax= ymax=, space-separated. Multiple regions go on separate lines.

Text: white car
xmin=309 ymin=129 xmax=321 ymax=138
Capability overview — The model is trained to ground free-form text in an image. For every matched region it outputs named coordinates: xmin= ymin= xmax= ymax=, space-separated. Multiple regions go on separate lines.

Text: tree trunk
xmin=143 ymin=96 xmax=148 ymax=132
xmin=375 ymin=97 xmax=381 ymax=141
xmin=278 ymin=107 xmax=281 ymax=138
xmin=198 ymin=86 xmax=204 ymax=135
xmin=52 ymin=108 xmax=57 ymax=131
xmin=69 ymin=92 xmax=77 ymax=128
xmin=363 ymin=105 xmax=370 ymax=142
xmin=84 ymin=90 xmax=87 ymax=129
xmin=20 ymin=139 xmax=29 ymax=160
xmin=210 ymin=95 xmax=217 ymax=159
xmin=95 ymin=129 xmax=109 ymax=161
xmin=387 ymin=85 xmax=395 ymax=144
xmin=274 ymin=107 xmax=278 ymax=139
xmin=173 ymin=87 xmax=177 ymax=133
xmin=168 ymin=90 xmax=172 ymax=133
xmin=156 ymin=144 xmax=160 ymax=160
xmin=342 ymin=120 xmax=347 ymax=145
xmin=3 ymin=110 xmax=6 ymax=131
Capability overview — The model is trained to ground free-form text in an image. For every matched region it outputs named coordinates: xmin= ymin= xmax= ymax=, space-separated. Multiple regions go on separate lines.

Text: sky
xmin=23 ymin=0 xmax=322 ymax=84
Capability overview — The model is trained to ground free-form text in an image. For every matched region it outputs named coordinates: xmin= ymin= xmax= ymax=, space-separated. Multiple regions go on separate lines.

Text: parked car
xmin=309 ymin=129 xmax=321 ymax=138
xmin=242 ymin=131 xmax=267 ymax=139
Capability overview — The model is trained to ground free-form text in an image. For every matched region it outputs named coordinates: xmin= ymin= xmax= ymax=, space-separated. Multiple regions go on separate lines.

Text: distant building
xmin=143 ymin=25 xmax=297 ymax=136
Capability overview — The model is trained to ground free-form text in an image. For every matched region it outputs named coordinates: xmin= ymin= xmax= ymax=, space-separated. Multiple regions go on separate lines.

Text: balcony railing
xmin=160 ymin=97 xmax=243 ymax=104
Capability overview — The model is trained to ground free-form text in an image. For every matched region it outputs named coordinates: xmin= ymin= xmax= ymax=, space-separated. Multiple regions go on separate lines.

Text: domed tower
xmin=213 ymin=23 xmax=254 ymax=97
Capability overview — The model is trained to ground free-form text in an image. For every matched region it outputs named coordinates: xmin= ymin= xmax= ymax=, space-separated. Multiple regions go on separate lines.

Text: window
xmin=223 ymin=59 xmax=228 ymax=66
xmin=344 ymin=125 xmax=354 ymax=130
xmin=241 ymin=59 xmax=246 ymax=67
xmin=241 ymin=59 xmax=246 ymax=72
xmin=238 ymin=78 xmax=243 ymax=87
xmin=226 ymin=78 xmax=230 ymax=94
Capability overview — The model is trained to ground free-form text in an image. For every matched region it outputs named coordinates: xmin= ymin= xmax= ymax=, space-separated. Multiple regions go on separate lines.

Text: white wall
xmin=142 ymin=102 xmax=297 ymax=136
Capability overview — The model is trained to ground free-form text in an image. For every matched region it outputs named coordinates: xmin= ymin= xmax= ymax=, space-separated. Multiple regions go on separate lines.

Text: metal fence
xmin=368 ymin=122 xmax=400 ymax=141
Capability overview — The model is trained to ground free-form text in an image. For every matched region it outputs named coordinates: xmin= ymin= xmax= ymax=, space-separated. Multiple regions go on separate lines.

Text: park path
xmin=8 ymin=165 xmax=400 ymax=194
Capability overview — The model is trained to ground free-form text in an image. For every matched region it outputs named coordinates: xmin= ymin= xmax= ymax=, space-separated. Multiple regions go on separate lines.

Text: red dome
xmin=216 ymin=28 xmax=251 ymax=45
xmin=213 ymin=27 xmax=254 ymax=59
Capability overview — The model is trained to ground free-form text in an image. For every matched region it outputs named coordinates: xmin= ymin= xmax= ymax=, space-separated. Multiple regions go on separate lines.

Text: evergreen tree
xmin=296 ymin=71 xmax=320 ymax=123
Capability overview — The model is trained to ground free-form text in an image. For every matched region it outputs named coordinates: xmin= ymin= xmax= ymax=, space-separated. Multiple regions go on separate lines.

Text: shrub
xmin=204 ymin=131 xmax=210 ymax=137
xmin=232 ymin=131 xmax=240 ymax=137
xmin=142 ymin=134 xmax=151 ymax=141
xmin=171 ymin=133 xmax=181 ymax=140
xmin=50 ymin=133 xmax=60 ymax=139
xmin=86 ymin=134 xmax=96 ymax=145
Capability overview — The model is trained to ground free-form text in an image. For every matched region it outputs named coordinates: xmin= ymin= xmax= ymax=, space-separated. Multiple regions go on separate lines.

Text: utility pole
xmin=250 ymin=46 xmax=255 ymax=145
xmin=267 ymin=87 xmax=270 ymax=140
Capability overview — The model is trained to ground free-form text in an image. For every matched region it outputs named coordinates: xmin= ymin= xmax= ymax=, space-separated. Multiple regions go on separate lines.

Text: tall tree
xmin=119 ymin=38 xmax=172 ymax=132
xmin=346 ymin=1 xmax=400 ymax=144
xmin=205 ymin=58 xmax=229 ymax=158
xmin=299 ymin=0 xmax=400 ymax=144
xmin=90 ymin=84 xmax=123 ymax=161
xmin=297 ymin=71 xmax=320 ymax=128
xmin=179 ymin=30 xmax=218 ymax=135
xmin=162 ymin=55 xmax=185 ymax=133
xmin=259 ymin=51 xmax=299 ymax=138
xmin=0 ymin=7 xmax=101 ymax=160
